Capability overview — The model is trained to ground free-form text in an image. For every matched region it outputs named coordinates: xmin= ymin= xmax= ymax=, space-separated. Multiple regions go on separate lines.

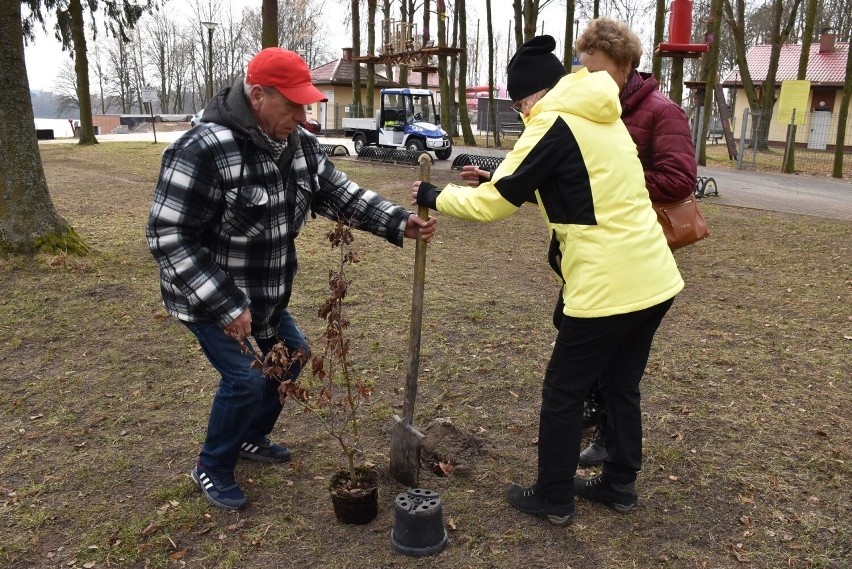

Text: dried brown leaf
xmin=140 ymin=521 xmax=157 ymax=538
xmin=168 ymin=549 xmax=187 ymax=560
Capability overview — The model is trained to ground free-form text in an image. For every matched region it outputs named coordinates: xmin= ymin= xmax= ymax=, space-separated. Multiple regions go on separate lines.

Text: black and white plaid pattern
xmin=147 ymin=125 xmax=409 ymax=338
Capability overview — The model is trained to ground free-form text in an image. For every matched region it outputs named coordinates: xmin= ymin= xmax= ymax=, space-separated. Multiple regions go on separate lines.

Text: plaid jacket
xmin=147 ymin=83 xmax=409 ymax=338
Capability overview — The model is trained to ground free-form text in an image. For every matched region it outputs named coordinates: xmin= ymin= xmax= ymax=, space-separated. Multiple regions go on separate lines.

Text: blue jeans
xmin=184 ymin=310 xmax=309 ymax=473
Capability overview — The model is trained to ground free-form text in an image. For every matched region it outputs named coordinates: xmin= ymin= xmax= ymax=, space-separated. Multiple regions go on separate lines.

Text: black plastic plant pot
xmin=390 ymin=488 xmax=448 ymax=557
xmin=329 ymin=468 xmax=379 ymax=525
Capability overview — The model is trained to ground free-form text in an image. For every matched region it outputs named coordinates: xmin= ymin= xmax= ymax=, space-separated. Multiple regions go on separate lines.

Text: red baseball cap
xmin=245 ymin=48 xmax=328 ymax=105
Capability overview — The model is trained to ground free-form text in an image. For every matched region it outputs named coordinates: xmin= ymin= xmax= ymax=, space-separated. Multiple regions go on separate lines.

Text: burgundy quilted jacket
xmin=621 ymin=72 xmax=697 ymax=202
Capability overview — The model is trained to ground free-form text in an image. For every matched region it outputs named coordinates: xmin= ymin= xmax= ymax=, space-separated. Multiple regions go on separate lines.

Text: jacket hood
xmin=201 ymin=79 xmax=296 ymax=154
xmin=620 ymin=71 xmax=659 ymax=115
xmin=532 ymin=67 xmax=622 ymax=124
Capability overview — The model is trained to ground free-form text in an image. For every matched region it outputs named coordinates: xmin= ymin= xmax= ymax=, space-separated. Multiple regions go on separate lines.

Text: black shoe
xmin=578 ymin=428 xmax=608 ymax=466
xmin=506 ymin=484 xmax=575 ymax=526
xmin=239 ymin=438 xmax=292 ymax=463
xmin=573 ymin=475 xmax=638 ymax=512
xmin=191 ymin=461 xmax=246 ymax=510
xmin=582 ymin=390 xmax=602 ymax=429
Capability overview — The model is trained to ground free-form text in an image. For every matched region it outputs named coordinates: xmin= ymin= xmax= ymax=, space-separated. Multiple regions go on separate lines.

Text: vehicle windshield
xmin=385 ymin=93 xmax=438 ymax=125
xmin=410 ymin=94 xmax=432 ymax=123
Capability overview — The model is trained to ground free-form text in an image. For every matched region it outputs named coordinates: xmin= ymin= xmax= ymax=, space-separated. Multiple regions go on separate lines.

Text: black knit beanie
xmin=506 ymin=35 xmax=566 ymax=102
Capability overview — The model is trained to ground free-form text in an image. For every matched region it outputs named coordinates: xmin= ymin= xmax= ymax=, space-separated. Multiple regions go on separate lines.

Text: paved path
xmin=41 ymin=131 xmax=852 ymax=222
xmin=435 ymin=143 xmax=852 ymax=222
xmin=697 ymin=166 xmax=852 ymax=222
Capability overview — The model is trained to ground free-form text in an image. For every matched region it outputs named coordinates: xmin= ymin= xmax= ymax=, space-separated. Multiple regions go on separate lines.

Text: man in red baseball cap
xmin=246 ymin=47 xmax=328 ymax=106
xmin=148 ymin=48 xmax=435 ymax=511
xmin=236 ymin=48 xmax=329 ymax=142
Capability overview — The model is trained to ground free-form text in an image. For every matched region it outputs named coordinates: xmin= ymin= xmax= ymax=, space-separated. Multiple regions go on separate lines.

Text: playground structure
xmin=656 ymin=0 xmax=709 ymax=58
xmin=656 ymin=0 xmax=708 ymax=108
xmin=352 ymin=18 xmax=463 ymax=78
xmin=656 ymin=0 xmax=735 ymax=159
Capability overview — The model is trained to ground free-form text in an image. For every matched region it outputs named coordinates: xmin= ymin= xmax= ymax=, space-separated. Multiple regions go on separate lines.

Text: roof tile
xmin=721 ymin=42 xmax=849 ymax=86
xmin=310 ymin=59 xmax=399 ymax=87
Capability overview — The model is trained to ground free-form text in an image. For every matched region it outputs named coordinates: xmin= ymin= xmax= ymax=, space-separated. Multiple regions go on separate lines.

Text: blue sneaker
xmin=191 ymin=462 xmax=246 ymax=510
xmin=239 ymin=438 xmax=292 ymax=463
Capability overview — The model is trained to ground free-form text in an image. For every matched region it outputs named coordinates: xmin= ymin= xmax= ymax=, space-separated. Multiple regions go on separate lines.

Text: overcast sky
xmin=24 ymin=0 xmax=571 ymax=92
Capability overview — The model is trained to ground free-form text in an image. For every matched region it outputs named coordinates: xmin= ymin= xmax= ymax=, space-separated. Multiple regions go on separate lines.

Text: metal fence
xmin=696 ymin=109 xmax=852 ymax=179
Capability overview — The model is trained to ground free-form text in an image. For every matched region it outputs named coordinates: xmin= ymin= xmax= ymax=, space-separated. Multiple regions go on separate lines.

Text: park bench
xmin=501 ymin=121 xmax=524 ymax=137
xmin=707 ymin=127 xmax=723 ymax=145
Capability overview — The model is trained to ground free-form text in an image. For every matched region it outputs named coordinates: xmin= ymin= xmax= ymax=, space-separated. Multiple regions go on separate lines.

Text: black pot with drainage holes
xmin=390 ymin=488 xmax=448 ymax=557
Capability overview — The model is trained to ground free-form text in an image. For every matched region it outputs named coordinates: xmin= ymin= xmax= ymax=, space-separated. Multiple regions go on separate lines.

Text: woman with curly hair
xmin=573 ymin=17 xmax=697 ymax=470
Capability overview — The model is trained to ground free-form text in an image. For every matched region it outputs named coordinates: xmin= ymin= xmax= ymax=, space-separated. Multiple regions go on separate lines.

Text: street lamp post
xmin=201 ymin=21 xmax=218 ymax=101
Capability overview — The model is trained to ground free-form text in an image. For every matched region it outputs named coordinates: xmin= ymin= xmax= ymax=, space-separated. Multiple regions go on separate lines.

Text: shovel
xmin=389 ymin=155 xmax=432 ymax=487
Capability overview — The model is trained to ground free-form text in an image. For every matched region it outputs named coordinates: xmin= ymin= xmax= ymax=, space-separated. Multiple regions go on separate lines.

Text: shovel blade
xmin=389 ymin=415 xmax=424 ymax=487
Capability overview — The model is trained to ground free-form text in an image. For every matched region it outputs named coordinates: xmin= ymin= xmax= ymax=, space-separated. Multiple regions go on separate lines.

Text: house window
xmin=811 ymin=89 xmax=835 ymax=112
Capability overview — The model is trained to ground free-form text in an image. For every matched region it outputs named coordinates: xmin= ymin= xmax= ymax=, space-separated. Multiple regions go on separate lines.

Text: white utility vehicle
xmin=342 ymin=88 xmax=452 ymax=160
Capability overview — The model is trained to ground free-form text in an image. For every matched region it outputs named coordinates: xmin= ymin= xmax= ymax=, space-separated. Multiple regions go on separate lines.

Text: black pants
xmin=538 ymin=296 xmax=674 ymax=502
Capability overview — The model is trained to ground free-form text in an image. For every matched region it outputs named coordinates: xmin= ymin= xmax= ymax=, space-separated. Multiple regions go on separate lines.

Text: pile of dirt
xmin=420 ymin=418 xmax=488 ymax=477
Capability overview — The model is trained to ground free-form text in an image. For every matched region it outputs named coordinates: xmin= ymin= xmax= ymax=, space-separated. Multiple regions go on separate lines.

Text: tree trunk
xmin=0 ymin=0 xmax=87 ymax=254
xmin=437 ymin=0 xmax=451 ymax=134
xmin=486 ymin=0 xmax=500 ymax=148
xmin=521 ymin=0 xmax=540 ymax=43
xmin=382 ymin=0 xmax=394 ymax=84
xmin=513 ymin=0 xmax=523 ymax=48
xmin=449 ymin=7 xmax=459 ymax=136
xmin=351 ymin=0 xmax=362 ymax=116
xmin=652 ymin=0 xmax=666 ymax=81
xmin=69 ymin=0 xmax=97 ymax=145
xmin=723 ymin=0 xmax=762 ymax=122
xmin=366 ymin=0 xmax=377 ymax=118
xmin=457 ymin=0 xmax=476 ymax=145
xmin=832 ymin=41 xmax=852 ymax=178
xmin=756 ymin=0 xmax=802 ymax=150
xmin=563 ymin=0 xmax=575 ymax=69
xmin=698 ymin=0 xmax=724 ymax=166
xmin=398 ymin=0 xmax=414 ymax=87
xmin=785 ymin=0 xmax=818 ymax=172
xmin=421 ymin=0 xmax=430 ymax=89
xmin=262 ymin=0 xmax=278 ymax=48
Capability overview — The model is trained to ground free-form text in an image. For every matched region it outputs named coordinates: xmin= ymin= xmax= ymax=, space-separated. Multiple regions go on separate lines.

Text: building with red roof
xmin=308 ymin=49 xmax=400 ymax=132
xmin=721 ymin=32 xmax=850 ymax=149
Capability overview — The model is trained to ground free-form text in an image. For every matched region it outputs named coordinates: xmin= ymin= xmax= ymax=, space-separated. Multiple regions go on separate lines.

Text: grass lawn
xmin=1 ymin=142 xmax=850 ymax=568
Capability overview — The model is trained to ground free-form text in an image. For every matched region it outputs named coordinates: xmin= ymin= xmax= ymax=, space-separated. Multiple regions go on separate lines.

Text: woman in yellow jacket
xmin=412 ymin=35 xmax=683 ymax=526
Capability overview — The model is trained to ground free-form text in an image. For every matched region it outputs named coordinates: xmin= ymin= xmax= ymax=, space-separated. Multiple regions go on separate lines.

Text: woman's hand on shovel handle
xmin=460 ymin=164 xmax=491 ymax=187
xmin=411 ymin=180 xmax=423 ymax=206
xmin=404 ymin=213 xmax=436 ymax=242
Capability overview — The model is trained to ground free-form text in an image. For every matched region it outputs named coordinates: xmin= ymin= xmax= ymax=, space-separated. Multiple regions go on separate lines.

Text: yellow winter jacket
xmin=427 ymin=68 xmax=683 ymax=317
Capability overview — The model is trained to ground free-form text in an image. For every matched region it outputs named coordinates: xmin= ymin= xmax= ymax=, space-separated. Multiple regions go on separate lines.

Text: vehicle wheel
xmin=435 ymin=147 xmax=452 ymax=160
xmin=353 ymin=133 xmax=366 ymax=153
xmin=406 ymin=138 xmax=425 ymax=152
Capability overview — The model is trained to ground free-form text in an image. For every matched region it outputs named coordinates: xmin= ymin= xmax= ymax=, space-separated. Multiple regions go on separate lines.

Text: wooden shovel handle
xmin=402 ymin=157 xmax=430 ymax=425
